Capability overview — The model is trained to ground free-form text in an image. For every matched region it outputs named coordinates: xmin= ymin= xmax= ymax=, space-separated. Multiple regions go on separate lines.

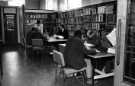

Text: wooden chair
xmin=53 ymin=50 xmax=87 ymax=86
xmin=31 ymin=39 xmax=44 ymax=58
xmin=32 ymin=39 xmax=44 ymax=49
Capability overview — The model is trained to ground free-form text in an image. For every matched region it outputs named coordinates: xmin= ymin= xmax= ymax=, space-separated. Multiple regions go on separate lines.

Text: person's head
xmin=37 ymin=20 xmax=41 ymax=24
xmin=32 ymin=27 xmax=38 ymax=31
xmin=87 ymin=30 xmax=97 ymax=39
xmin=74 ymin=30 xmax=82 ymax=39
xmin=61 ymin=25 xmax=65 ymax=28
xmin=58 ymin=24 xmax=65 ymax=30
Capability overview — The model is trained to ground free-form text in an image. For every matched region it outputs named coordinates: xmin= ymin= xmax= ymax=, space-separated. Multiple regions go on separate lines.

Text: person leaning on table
xmin=63 ymin=30 xmax=96 ymax=85
xmin=56 ymin=24 xmax=69 ymax=39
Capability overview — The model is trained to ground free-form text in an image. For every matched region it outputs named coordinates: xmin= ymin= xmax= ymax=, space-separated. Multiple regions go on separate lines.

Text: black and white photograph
xmin=0 ymin=0 xmax=134 ymax=86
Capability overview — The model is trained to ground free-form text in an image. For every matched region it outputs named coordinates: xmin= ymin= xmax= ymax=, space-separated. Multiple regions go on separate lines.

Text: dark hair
xmin=32 ymin=27 xmax=38 ymax=31
xmin=61 ymin=25 xmax=65 ymax=28
xmin=37 ymin=20 xmax=40 ymax=24
xmin=74 ymin=30 xmax=82 ymax=38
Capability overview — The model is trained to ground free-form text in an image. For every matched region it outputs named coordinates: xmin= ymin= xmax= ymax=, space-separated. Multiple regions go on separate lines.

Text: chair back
xmin=32 ymin=39 xmax=44 ymax=47
xmin=53 ymin=50 xmax=65 ymax=67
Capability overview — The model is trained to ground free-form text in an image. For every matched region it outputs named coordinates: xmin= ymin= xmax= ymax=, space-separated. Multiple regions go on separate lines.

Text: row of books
xmin=59 ymin=5 xmax=114 ymax=18
xmin=24 ymin=13 xmax=57 ymax=19
xmin=64 ymin=23 xmax=102 ymax=31
xmin=25 ymin=14 xmax=48 ymax=19
xmin=127 ymin=26 xmax=135 ymax=46
xmin=58 ymin=14 xmax=115 ymax=25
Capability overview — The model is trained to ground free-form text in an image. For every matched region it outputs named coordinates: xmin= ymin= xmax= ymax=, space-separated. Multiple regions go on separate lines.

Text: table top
xmin=88 ymin=52 xmax=115 ymax=59
xmin=59 ymin=44 xmax=66 ymax=47
xmin=47 ymin=37 xmax=67 ymax=42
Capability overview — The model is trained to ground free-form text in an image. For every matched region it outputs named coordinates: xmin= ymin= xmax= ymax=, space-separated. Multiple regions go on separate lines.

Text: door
xmin=114 ymin=0 xmax=135 ymax=86
xmin=0 ymin=8 xmax=3 ymax=43
xmin=3 ymin=7 xmax=18 ymax=44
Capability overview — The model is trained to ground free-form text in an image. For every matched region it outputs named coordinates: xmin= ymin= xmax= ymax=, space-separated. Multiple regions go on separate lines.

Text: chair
xmin=31 ymin=39 xmax=44 ymax=58
xmin=53 ymin=50 xmax=87 ymax=86
xmin=32 ymin=39 xmax=44 ymax=48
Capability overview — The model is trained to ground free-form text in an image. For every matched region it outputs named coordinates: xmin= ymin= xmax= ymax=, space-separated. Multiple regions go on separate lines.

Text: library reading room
xmin=0 ymin=0 xmax=135 ymax=86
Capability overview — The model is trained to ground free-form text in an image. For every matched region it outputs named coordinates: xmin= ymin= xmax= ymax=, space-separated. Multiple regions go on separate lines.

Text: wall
xmin=59 ymin=0 xmax=68 ymax=11
xmin=58 ymin=0 xmax=116 ymax=11
xmin=0 ymin=1 xmax=8 ymax=6
xmin=82 ymin=0 xmax=116 ymax=7
xmin=40 ymin=0 xmax=46 ymax=9
xmin=40 ymin=0 xmax=58 ymax=10
xmin=25 ymin=0 xmax=40 ymax=9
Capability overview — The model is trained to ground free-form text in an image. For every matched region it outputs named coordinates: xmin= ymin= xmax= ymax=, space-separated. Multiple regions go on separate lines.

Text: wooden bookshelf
xmin=58 ymin=1 xmax=117 ymax=35
xmin=24 ymin=10 xmax=58 ymax=37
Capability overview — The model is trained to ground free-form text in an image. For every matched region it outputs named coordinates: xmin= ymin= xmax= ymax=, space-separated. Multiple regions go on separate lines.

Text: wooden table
xmin=58 ymin=43 xmax=115 ymax=86
xmin=58 ymin=44 xmax=66 ymax=53
xmin=88 ymin=53 xmax=115 ymax=86
xmin=47 ymin=38 xmax=67 ymax=43
xmin=47 ymin=38 xmax=67 ymax=50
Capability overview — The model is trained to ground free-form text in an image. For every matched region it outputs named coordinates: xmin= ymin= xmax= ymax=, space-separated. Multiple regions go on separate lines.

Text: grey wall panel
xmin=25 ymin=0 xmax=40 ymax=9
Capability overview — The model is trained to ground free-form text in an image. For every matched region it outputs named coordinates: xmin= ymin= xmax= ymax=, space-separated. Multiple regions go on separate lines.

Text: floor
xmin=0 ymin=46 xmax=114 ymax=86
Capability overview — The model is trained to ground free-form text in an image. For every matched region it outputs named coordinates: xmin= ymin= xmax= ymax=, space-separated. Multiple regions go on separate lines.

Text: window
xmin=8 ymin=0 xmax=25 ymax=6
xmin=46 ymin=0 xmax=58 ymax=10
xmin=67 ymin=0 xmax=82 ymax=10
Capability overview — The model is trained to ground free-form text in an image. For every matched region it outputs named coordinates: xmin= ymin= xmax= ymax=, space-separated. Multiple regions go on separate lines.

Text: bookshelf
xmin=57 ymin=1 xmax=117 ymax=35
xmin=24 ymin=10 xmax=58 ymax=37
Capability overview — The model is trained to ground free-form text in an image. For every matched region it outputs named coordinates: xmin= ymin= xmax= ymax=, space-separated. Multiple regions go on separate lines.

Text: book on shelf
xmin=98 ymin=6 xmax=106 ymax=14
xmin=105 ymin=5 xmax=114 ymax=14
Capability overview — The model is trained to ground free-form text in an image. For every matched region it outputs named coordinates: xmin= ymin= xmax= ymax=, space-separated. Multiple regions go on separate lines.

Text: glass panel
xmin=124 ymin=0 xmax=135 ymax=83
xmin=0 ymin=8 xmax=2 ymax=41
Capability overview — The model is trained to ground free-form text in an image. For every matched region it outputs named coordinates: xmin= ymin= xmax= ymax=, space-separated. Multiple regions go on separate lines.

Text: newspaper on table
xmin=106 ymin=28 xmax=116 ymax=54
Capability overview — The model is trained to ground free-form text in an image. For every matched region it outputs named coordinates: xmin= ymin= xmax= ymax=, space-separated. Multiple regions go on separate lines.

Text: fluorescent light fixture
xmin=46 ymin=0 xmax=57 ymax=10
xmin=68 ymin=0 xmax=82 ymax=10
xmin=8 ymin=0 xmax=25 ymax=6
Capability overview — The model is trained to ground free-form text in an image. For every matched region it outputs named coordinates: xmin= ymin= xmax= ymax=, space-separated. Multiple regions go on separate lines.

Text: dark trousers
xmin=0 ymin=57 xmax=3 ymax=80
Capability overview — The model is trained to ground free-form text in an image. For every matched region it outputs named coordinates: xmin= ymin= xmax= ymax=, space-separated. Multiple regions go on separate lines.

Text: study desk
xmin=58 ymin=43 xmax=115 ymax=86
xmin=88 ymin=53 xmax=115 ymax=86
xmin=47 ymin=38 xmax=67 ymax=43
xmin=58 ymin=44 xmax=66 ymax=53
xmin=47 ymin=38 xmax=67 ymax=50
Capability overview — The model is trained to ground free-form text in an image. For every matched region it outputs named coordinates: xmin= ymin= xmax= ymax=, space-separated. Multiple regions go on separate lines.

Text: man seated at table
xmin=64 ymin=30 xmax=96 ymax=84
xmin=86 ymin=29 xmax=114 ymax=72
xmin=86 ymin=29 xmax=112 ymax=52
xmin=26 ymin=27 xmax=47 ymax=46
xmin=56 ymin=24 xmax=69 ymax=39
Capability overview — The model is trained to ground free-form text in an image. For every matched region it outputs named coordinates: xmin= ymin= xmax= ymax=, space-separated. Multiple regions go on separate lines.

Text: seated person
xmin=56 ymin=25 xmax=69 ymax=39
xmin=87 ymin=29 xmax=113 ymax=72
xmin=87 ymin=29 xmax=112 ymax=52
xmin=26 ymin=27 xmax=47 ymax=46
xmin=34 ymin=20 xmax=43 ymax=34
xmin=63 ymin=30 xmax=96 ymax=84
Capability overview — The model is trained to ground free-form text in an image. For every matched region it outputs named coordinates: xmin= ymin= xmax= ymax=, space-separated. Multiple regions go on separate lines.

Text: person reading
xmin=34 ymin=20 xmax=43 ymax=34
xmin=63 ymin=30 xmax=96 ymax=85
xmin=26 ymin=27 xmax=47 ymax=46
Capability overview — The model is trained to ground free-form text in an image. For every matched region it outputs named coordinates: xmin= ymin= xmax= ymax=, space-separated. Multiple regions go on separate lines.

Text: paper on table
xmin=96 ymin=49 xmax=100 ymax=52
xmin=84 ymin=41 xmax=94 ymax=47
xmin=59 ymin=44 xmax=66 ymax=47
xmin=54 ymin=35 xmax=64 ymax=39
xmin=108 ymin=47 xmax=115 ymax=54
xmin=106 ymin=28 xmax=116 ymax=46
